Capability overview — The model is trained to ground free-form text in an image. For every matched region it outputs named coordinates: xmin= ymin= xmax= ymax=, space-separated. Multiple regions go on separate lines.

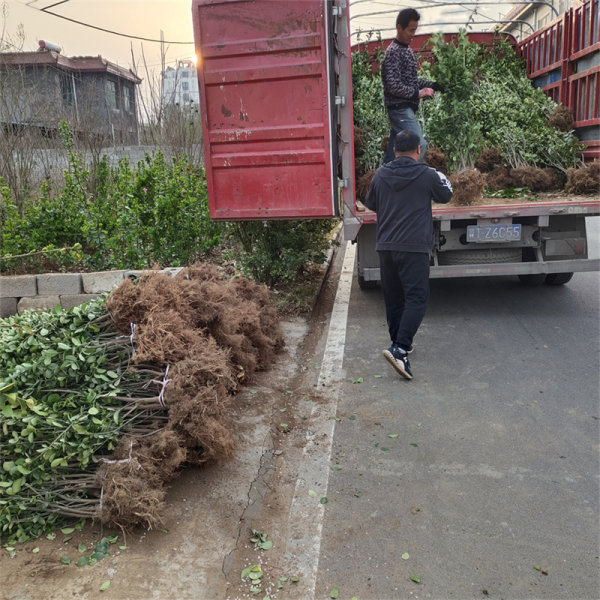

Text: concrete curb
xmin=0 ymin=268 xmax=182 ymax=318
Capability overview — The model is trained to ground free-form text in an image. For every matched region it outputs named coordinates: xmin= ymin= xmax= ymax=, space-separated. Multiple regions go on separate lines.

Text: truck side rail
xmin=518 ymin=0 xmax=599 ymax=160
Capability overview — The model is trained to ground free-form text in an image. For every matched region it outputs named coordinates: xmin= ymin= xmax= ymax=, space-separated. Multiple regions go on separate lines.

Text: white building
xmin=499 ymin=0 xmax=582 ymax=40
xmin=162 ymin=60 xmax=200 ymax=107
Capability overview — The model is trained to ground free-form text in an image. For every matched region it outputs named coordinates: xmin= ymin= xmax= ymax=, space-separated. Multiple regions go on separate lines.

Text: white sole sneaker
xmin=383 ymin=349 xmax=413 ymax=380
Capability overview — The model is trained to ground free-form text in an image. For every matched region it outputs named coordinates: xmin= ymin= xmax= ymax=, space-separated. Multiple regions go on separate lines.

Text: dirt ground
xmin=0 ymin=258 xmax=341 ymax=600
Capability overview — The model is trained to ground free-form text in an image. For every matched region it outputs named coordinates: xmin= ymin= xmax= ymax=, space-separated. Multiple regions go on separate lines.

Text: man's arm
xmin=430 ymin=170 xmax=453 ymax=205
xmin=364 ymin=174 xmax=379 ymax=212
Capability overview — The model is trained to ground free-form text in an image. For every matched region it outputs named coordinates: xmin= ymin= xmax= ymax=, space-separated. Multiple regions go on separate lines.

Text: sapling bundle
xmin=1 ymin=264 xmax=284 ymax=543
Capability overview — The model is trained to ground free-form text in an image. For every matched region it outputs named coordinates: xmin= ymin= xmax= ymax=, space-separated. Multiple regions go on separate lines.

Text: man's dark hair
xmin=396 ymin=8 xmax=420 ymax=28
xmin=394 ymin=130 xmax=420 ymax=153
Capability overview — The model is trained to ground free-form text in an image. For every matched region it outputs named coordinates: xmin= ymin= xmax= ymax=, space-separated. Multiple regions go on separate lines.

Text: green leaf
xmin=308 ymin=490 xmax=317 ymax=497
xmin=61 ymin=527 xmax=75 ymax=534
xmin=248 ymin=571 xmax=262 ymax=580
xmin=60 ymin=556 xmax=71 ymax=565
xmin=259 ymin=540 xmax=273 ymax=550
xmin=320 ymin=497 xmax=328 ymax=504
xmin=410 ymin=574 xmax=421 ymax=584
xmin=388 ymin=434 xmax=399 ymax=438
xmin=32 ymin=547 xmax=40 ymax=553
xmin=410 ymin=443 xmax=418 ymax=447
xmin=241 ymin=565 xmax=262 ymax=580
xmin=99 ymin=580 xmax=111 ymax=591
xmin=402 ymin=552 xmax=410 ymax=560
xmin=352 ymin=377 xmax=363 ymax=384
xmin=88 ymin=407 xmax=99 ymax=415
xmin=78 ymin=543 xmax=87 ymax=553
xmin=330 ymin=465 xmax=342 ymax=471
xmin=76 ymin=556 xmax=88 ymax=567
xmin=330 ymin=587 xmax=340 ymax=599
xmin=290 ymin=576 xmax=300 ymax=582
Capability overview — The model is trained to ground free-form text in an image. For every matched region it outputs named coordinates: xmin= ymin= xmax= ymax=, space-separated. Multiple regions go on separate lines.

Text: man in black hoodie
xmin=364 ymin=130 xmax=453 ymax=380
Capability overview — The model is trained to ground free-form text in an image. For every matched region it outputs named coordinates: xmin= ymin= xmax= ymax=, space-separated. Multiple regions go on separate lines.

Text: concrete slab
xmin=0 ymin=275 xmax=37 ymax=298
xmin=81 ymin=271 xmax=126 ymax=294
xmin=60 ymin=294 xmax=101 ymax=310
xmin=0 ymin=296 xmax=18 ymax=318
xmin=18 ymin=295 xmax=61 ymax=314
xmin=37 ymin=273 xmax=82 ymax=295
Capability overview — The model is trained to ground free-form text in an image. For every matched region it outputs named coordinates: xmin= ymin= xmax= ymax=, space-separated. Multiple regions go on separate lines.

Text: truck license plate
xmin=467 ymin=224 xmax=521 ymax=243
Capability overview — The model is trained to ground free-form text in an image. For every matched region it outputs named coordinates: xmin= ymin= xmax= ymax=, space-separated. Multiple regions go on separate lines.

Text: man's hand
xmin=418 ymin=87 xmax=434 ymax=98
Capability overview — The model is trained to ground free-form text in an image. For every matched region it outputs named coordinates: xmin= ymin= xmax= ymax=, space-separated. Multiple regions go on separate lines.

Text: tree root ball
xmin=565 ymin=160 xmax=599 ymax=194
xmin=448 ymin=169 xmax=486 ymax=206
xmin=96 ymin=264 xmax=284 ymax=531
xmin=548 ymin=104 xmax=575 ymax=132
xmin=475 ymin=147 xmax=504 ymax=172
xmin=424 ymin=147 xmax=448 ymax=174
xmin=356 ymin=170 xmax=376 ymax=201
xmin=484 ymin=165 xmax=513 ymax=190
xmin=510 ymin=166 xmax=554 ymax=192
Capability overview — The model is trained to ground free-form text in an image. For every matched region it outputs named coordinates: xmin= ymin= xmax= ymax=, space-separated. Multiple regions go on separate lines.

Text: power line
xmin=24 ymin=0 xmax=194 ymax=45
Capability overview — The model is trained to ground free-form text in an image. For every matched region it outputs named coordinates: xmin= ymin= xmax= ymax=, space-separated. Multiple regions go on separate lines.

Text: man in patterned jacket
xmin=381 ymin=8 xmax=443 ymax=163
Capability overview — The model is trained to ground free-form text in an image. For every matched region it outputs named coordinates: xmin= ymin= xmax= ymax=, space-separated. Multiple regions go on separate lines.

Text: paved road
xmin=313 ymin=221 xmax=599 ymax=599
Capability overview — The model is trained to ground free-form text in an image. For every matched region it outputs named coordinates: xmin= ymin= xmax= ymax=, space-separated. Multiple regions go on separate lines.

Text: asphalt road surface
xmin=313 ymin=220 xmax=599 ymax=600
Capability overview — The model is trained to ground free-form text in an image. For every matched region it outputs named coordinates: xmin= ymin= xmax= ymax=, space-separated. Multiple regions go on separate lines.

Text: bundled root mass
xmin=0 ymin=264 xmax=283 ymax=542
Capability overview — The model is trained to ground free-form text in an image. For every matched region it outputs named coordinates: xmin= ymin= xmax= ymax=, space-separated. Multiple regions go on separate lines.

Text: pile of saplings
xmin=352 ymin=30 xmax=597 ymax=205
xmin=0 ymin=266 xmax=283 ymax=543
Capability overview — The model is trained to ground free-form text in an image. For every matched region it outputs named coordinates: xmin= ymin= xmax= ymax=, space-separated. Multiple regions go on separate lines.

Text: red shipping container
xmin=193 ymin=0 xmax=352 ymax=220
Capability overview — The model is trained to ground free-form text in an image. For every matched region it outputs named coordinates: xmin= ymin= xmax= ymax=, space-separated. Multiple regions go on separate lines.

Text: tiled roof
xmin=0 ymin=51 xmax=142 ymax=83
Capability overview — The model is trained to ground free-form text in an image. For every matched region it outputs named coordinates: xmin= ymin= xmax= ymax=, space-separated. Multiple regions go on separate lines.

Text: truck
xmin=192 ymin=0 xmax=599 ymax=288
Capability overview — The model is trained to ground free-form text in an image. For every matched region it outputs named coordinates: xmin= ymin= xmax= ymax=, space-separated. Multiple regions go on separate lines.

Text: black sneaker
xmin=383 ymin=345 xmax=413 ymax=380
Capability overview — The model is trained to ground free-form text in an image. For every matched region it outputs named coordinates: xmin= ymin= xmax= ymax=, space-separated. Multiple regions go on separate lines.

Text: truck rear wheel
xmin=518 ymin=273 xmax=546 ymax=285
xmin=358 ymin=274 xmax=377 ymax=290
xmin=545 ymin=272 xmax=574 ymax=285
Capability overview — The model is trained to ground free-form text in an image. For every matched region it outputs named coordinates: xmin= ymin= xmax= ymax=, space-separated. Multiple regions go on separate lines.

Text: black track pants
xmin=378 ymin=250 xmax=430 ymax=352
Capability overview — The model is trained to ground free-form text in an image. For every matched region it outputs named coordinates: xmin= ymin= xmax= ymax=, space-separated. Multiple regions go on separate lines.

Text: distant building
xmin=499 ymin=0 xmax=581 ymax=40
xmin=162 ymin=60 xmax=200 ymax=108
xmin=0 ymin=43 xmax=141 ymax=145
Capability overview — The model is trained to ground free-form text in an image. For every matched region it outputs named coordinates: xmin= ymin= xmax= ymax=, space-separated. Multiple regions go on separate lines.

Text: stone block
xmin=60 ymin=294 xmax=101 ymax=310
xmin=81 ymin=271 xmax=126 ymax=294
xmin=18 ymin=295 xmax=61 ymax=314
xmin=0 ymin=275 xmax=37 ymax=298
xmin=0 ymin=297 xmax=18 ymax=318
xmin=37 ymin=273 xmax=82 ymax=295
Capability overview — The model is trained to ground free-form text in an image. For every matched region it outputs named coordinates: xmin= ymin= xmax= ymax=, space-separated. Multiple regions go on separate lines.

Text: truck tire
xmin=544 ymin=272 xmax=574 ymax=285
xmin=358 ymin=274 xmax=377 ymax=290
xmin=518 ymin=273 xmax=546 ymax=285
xmin=437 ymin=248 xmax=522 ymax=265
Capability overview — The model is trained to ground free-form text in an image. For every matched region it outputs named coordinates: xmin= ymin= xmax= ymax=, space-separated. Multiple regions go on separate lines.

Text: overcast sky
xmin=2 ymin=0 xmax=512 ymax=71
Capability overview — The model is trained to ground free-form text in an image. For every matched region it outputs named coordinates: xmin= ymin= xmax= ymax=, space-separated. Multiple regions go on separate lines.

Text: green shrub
xmin=419 ymin=31 xmax=582 ymax=172
xmin=351 ymin=37 xmax=388 ymax=174
xmin=229 ymin=219 xmax=336 ymax=287
xmin=0 ymin=123 xmax=223 ymax=273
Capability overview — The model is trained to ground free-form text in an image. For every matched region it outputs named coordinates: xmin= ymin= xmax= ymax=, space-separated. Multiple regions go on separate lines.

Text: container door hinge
xmin=338 ymin=178 xmax=348 ymax=188
xmin=332 ymin=5 xmax=344 ymax=17
xmin=335 ymin=96 xmax=346 ymax=106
